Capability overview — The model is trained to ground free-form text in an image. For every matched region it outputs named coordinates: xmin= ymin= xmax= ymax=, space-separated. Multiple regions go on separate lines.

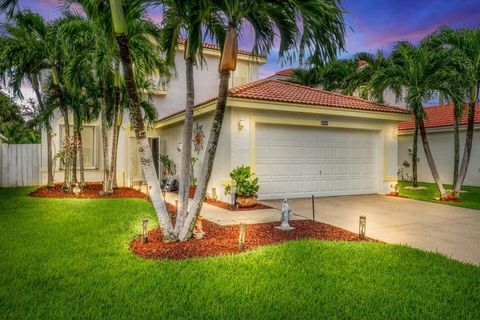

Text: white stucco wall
xmin=398 ymin=127 xmax=480 ymax=186
xmin=157 ymin=110 xmax=232 ymax=202
xmin=152 ymin=51 xmax=261 ymax=118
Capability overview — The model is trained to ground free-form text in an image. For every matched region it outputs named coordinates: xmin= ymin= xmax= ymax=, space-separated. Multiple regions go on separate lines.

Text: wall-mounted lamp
xmin=238 ymin=119 xmax=246 ymax=130
xmin=177 ymin=142 xmax=182 ymax=152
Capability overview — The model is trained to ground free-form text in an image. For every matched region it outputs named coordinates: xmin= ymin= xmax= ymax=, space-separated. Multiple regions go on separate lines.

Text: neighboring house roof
xmin=398 ymin=104 xmax=480 ymax=131
xmin=158 ymin=79 xmax=408 ymax=123
xmin=274 ymin=68 xmax=294 ymax=77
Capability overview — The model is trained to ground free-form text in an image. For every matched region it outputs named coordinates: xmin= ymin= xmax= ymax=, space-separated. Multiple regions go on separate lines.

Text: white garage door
xmin=255 ymin=124 xmax=379 ymax=200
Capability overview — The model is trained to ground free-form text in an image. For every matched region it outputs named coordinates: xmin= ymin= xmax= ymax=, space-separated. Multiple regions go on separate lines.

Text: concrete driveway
xmin=261 ymin=195 xmax=480 ymax=265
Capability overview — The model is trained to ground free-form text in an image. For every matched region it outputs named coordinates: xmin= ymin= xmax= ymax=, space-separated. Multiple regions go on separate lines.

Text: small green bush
xmin=225 ymin=165 xmax=259 ymax=198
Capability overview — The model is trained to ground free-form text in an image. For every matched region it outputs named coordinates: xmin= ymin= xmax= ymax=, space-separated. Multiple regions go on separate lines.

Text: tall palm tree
xmin=160 ymin=0 xmax=226 ymax=234
xmin=107 ymin=0 xmax=175 ymax=240
xmin=0 ymin=11 xmax=55 ymax=187
xmin=428 ymin=27 xmax=480 ymax=196
xmin=178 ymin=0 xmax=346 ymax=240
xmin=371 ymin=41 xmax=467 ymax=200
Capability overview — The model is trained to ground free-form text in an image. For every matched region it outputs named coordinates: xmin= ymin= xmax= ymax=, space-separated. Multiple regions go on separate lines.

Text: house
xmin=156 ymin=79 xmax=409 ymax=202
xmin=40 ymin=43 xmax=266 ymax=186
xmin=398 ymin=104 xmax=480 ymax=186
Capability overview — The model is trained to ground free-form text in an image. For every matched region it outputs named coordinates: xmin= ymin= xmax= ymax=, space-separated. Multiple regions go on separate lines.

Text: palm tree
xmin=107 ymin=0 xmax=175 ymax=240
xmin=428 ymin=27 xmax=480 ymax=196
xmin=371 ymin=41 xmax=467 ymax=199
xmin=0 ymin=11 xmax=55 ymax=187
xmin=177 ymin=0 xmax=346 ymax=240
xmin=160 ymin=0 xmax=226 ymax=234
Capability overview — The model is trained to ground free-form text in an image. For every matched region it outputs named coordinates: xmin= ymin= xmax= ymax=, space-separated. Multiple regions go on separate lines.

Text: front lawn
xmin=398 ymin=181 xmax=480 ymax=210
xmin=1 ymin=188 xmax=479 ymax=319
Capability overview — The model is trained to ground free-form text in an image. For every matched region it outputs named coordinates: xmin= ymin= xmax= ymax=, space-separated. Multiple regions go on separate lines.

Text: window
xmin=59 ymin=125 xmax=96 ymax=168
xmin=232 ymin=63 xmax=249 ymax=87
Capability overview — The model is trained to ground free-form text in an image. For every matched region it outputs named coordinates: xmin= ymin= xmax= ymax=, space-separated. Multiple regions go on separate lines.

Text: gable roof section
xmin=178 ymin=39 xmax=260 ymax=58
xmin=227 ymin=79 xmax=407 ymax=114
xmin=158 ymin=79 xmax=408 ymax=125
xmin=274 ymin=68 xmax=294 ymax=77
xmin=398 ymin=104 xmax=480 ymax=131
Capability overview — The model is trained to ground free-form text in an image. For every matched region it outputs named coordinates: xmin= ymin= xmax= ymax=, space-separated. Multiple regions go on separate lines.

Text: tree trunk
xmin=178 ymin=69 xmax=231 ymax=241
xmin=115 ymin=32 xmax=175 ymax=240
xmin=112 ymin=113 xmax=122 ymax=189
xmin=77 ymin=130 xmax=86 ymax=188
xmin=31 ymin=75 xmax=54 ymax=188
xmin=175 ymin=58 xmax=195 ymax=234
xmin=46 ymin=124 xmax=55 ymax=188
xmin=71 ymin=116 xmax=79 ymax=185
xmin=452 ymin=110 xmax=460 ymax=190
xmin=412 ymin=117 xmax=418 ymax=188
xmin=454 ymin=99 xmax=478 ymax=194
xmin=101 ymin=106 xmax=112 ymax=194
xmin=109 ymin=83 xmax=121 ymax=190
xmin=419 ymin=118 xmax=448 ymax=200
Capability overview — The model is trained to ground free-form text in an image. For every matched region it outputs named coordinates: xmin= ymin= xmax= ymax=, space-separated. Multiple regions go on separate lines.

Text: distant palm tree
xmin=0 ymin=11 xmax=56 ymax=187
xmin=428 ymin=27 xmax=480 ymax=196
xmin=371 ymin=41 xmax=467 ymax=199
xmin=178 ymin=0 xmax=346 ymax=241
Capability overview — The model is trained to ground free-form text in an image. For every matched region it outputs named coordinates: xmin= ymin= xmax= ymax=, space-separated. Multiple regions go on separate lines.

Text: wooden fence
xmin=0 ymin=144 xmax=41 ymax=187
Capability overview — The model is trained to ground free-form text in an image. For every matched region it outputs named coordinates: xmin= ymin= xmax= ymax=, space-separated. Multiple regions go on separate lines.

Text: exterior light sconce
xmin=141 ymin=218 xmax=149 ymax=244
xmin=359 ymin=216 xmax=366 ymax=240
xmin=238 ymin=119 xmax=246 ymax=130
xmin=177 ymin=142 xmax=182 ymax=152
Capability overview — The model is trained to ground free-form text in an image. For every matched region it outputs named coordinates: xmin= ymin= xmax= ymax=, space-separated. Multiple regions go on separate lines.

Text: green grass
xmin=399 ymin=181 xmax=480 ymax=210
xmin=0 ymin=188 xmax=479 ymax=319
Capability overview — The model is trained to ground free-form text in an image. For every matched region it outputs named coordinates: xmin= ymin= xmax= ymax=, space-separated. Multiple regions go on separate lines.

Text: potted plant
xmin=225 ymin=165 xmax=259 ymax=208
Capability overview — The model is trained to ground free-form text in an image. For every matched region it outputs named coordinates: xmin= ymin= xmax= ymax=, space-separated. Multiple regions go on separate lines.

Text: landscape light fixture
xmin=359 ymin=216 xmax=366 ymax=240
xmin=141 ymin=218 xmax=149 ymax=244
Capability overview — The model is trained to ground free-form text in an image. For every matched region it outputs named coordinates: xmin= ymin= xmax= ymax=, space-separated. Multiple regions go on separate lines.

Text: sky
xmin=2 ymin=0 xmax=480 ymax=100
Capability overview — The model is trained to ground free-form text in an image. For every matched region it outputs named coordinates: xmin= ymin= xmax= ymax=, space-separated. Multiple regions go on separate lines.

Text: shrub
xmin=225 ymin=165 xmax=259 ymax=198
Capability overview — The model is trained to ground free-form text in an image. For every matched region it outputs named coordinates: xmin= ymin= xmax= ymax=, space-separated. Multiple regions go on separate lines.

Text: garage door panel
xmin=255 ymin=124 xmax=379 ymax=199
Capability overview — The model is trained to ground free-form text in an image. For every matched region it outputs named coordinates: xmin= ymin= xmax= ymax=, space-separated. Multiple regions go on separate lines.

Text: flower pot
xmin=236 ymin=195 xmax=257 ymax=208
xmin=390 ymin=191 xmax=399 ymax=196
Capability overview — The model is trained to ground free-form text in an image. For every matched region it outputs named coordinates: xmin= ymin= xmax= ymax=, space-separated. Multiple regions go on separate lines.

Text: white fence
xmin=0 ymin=144 xmax=41 ymax=187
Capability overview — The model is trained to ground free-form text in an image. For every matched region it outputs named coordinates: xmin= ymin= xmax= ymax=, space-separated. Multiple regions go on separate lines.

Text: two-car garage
xmin=254 ymin=123 xmax=380 ymax=200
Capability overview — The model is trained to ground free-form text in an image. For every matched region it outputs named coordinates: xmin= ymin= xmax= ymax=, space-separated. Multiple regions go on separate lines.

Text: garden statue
xmin=276 ymin=199 xmax=295 ymax=231
xmin=73 ymin=183 xmax=81 ymax=198
xmin=193 ymin=215 xmax=205 ymax=239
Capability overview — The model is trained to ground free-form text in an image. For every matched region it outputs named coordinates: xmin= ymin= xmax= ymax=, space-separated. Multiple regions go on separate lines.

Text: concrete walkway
xmin=163 ymin=192 xmax=304 ymax=226
xmin=262 ymin=195 xmax=480 ymax=265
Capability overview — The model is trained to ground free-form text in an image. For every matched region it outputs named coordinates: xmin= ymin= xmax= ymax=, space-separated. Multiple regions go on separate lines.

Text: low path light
xmin=359 ymin=216 xmax=366 ymax=240
xmin=141 ymin=218 xmax=149 ymax=244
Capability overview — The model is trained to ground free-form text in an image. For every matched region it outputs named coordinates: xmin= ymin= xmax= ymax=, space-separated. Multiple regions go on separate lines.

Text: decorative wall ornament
xmin=193 ymin=122 xmax=205 ymax=155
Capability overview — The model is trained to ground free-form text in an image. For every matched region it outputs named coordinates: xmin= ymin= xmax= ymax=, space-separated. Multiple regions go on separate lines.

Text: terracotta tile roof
xmin=178 ymin=39 xmax=256 ymax=57
xmin=227 ymin=79 xmax=408 ymax=114
xmin=159 ymin=79 xmax=408 ymax=122
xmin=398 ymin=104 xmax=480 ymax=131
xmin=274 ymin=68 xmax=294 ymax=77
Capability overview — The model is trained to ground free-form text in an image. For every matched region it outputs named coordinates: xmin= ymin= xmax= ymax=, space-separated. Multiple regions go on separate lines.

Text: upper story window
xmin=231 ymin=63 xmax=249 ymax=87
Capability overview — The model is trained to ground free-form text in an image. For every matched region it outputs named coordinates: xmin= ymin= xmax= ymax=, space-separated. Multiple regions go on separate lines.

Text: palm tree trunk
xmin=112 ymin=112 xmax=122 ymax=189
xmin=113 ymin=31 xmax=175 ymax=240
xmin=46 ymin=124 xmax=55 ymax=188
xmin=412 ymin=117 xmax=418 ymax=188
xmin=101 ymin=106 xmax=112 ymax=194
xmin=71 ymin=116 xmax=79 ymax=185
xmin=179 ymin=69 xmax=231 ymax=241
xmin=175 ymin=57 xmax=195 ymax=234
xmin=31 ymin=75 xmax=54 ymax=188
xmin=109 ymin=83 xmax=121 ymax=190
xmin=77 ymin=130 xmax=86 ymax=188
xmin=419 ymin=118 xmax=448 ymax=200
xmin=453 ymin=111 xmax=460 ymax=190
xmin=454 ymin=97 xmax=478 ymax=194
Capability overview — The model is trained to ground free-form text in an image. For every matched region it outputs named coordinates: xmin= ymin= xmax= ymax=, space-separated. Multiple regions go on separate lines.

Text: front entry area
xmin=254 ymin=123 xmax=380 ymax=200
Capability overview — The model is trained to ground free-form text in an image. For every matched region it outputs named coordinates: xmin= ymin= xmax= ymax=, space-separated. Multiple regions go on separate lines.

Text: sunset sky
xmin=2 ymin=0 xmax=480 ymax=99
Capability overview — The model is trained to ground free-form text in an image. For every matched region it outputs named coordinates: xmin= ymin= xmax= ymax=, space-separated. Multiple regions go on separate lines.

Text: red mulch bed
xmin=30 ymin=183 xmax=148 ymax=199
xmin=132 ymin=207 xmax=371 ymax=260
xmin=182 ymin=186 xmax=272 ymax=211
